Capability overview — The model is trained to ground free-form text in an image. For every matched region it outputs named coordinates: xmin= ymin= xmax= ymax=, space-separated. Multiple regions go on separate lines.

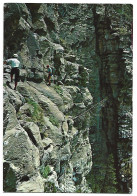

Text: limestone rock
xmin=42 ymin=138 xmax=53 ymax=148
xmin=28 ymin=81 xmax=64 ymax=110
xmin=6 ymin=86 xmax=23 ymax=112
xmin=3 ymin=88 xmax=19 ymax=134
xmin=3 ymin=126 xmax=40 ymax=178
xmin=17 ymin=173 xmax=45 ymax=192
xmin=43 ymin=117 xmax=63 ymax=145
xmin=21 ymin=121 xmax=44 ymax=158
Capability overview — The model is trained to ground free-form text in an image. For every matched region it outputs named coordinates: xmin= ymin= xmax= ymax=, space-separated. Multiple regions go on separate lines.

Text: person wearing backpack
xmin=47 ymin=65 xmax=53 ymax=86
xmin=4 ymin=54 xmax=20 ymax=90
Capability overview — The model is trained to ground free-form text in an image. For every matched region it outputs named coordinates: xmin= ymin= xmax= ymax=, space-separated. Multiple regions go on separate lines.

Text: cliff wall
xmin=3 ymin=3 xmax=132 ymax=193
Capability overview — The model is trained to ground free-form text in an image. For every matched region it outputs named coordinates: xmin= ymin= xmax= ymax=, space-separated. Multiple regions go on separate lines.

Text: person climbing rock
xmin=4 ymin=54 xmax=20 ymax=90
xmin=46 ymin=65 xmax=52 ymax=86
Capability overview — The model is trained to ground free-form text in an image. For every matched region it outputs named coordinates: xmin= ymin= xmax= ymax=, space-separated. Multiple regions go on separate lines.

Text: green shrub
xmin=25 ymin=98 xmax=45 ymax=128
xmin=40 ymin=165 xmax=51 ymax=179
xmin=54 ymin=85 xmax=63 ymax=96
xmin=44 ymin=182 xmax=57 ymax=193
xmin=76 ymin=188 xmax=82 ymax=193
xmin=49 ymin=115 xmax=59 ymax=127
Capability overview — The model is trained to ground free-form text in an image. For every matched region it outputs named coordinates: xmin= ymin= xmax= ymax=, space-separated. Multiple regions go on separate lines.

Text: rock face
xmin=3 ymin=4 xmax=93 ymax=191
xmin=3 ymin=80 xmax=93 ymax=193
xmin=3 ymin=3 xmax=132 ymax=193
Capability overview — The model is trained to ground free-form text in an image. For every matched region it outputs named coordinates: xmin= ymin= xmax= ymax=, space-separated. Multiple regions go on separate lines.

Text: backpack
xmin=51 ymin=67 xmax=55 ymax=76
xmin=48 ymin=67 xmax=55 ymax=76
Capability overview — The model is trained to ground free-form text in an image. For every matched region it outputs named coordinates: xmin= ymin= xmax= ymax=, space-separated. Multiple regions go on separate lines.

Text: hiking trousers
xmin=11 ymin=67 xmax=20 ymax=82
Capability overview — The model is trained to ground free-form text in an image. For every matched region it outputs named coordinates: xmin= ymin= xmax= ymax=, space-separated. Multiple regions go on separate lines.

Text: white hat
xmin=13 ymin=54 xmax=18 ymax=58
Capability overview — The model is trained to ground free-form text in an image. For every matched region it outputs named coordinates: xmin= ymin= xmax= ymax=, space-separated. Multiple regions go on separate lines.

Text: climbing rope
xmin=73 ymin=98 xmax=108 ymax=120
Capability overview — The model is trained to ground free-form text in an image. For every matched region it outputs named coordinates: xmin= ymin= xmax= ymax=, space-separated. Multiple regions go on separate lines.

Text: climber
xmin=46 ymin=65 xmax=53 ymax=86
xmin=4 ymin=54 xmax=20 ymax=90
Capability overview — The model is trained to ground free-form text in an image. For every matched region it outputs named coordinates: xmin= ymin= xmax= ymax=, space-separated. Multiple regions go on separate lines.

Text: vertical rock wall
xmin=92 ymin=5 xmax=132 ymax=193
xmin=57 ymin=4 xmax=132 ymax=193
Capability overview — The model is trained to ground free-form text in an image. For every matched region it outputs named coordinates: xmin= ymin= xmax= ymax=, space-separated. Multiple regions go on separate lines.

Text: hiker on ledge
xmin=46 ymin=65 xmax=52 ymax=86
xmin=4 ymin=54 xmax=20 ymax=90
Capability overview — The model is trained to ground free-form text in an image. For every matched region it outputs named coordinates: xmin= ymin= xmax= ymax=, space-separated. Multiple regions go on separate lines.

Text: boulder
xmin=6 ymin=86 xmax=23 ymax=112
xmin=21 ymin=121 xmax=44 ymax=158
xmin=3 ymin=126 xmax=40 ymax=178
xmin=3 ymin=88 xmax=19 ymax=134
xmin=43 ymin=117 xmax=63 ymax=145
xmin=21 ymin=121 xmax=42 ymax=147
xmin=42 ymin=138 xmax=53 ymax=148
xmin=19 ymin=69 xmax=27 ymax=82
xmin=17 ymin=82 xmax=32 ymax=98
xmin=17 ymin=173 xmax=45 ymax=192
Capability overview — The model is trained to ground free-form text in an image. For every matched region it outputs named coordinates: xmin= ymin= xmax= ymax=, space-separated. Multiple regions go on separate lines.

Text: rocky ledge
xmin=3 ymin=78 xmax=93 ymax=192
